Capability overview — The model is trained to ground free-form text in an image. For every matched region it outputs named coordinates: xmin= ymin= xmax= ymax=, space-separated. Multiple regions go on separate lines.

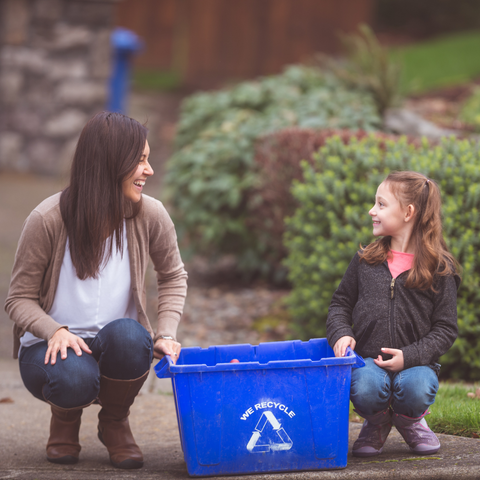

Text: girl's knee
xmin=350 ymin=386 xmax=390 ymax=414
xmin=350 ymin=359 xmax=391 ymax=414
xmin=392 ymin=367 xmax=438 ymax=416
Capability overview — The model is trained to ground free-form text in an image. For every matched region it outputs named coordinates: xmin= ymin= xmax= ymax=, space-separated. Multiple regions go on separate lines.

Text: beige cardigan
xmin=5 ymin=192 xmax=188 ymax=359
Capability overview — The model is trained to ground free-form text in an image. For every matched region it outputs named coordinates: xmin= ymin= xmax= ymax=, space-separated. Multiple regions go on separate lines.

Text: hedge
xmin=164 ymin=65 xmax=380 ymax=276
xmin=248 ymin=128 xmax=412 ymax=281
xmin=284 ymin=134 xmax=480 ymax=380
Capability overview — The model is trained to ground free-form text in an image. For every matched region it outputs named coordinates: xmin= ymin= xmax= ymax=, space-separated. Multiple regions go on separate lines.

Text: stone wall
xmin=0 ymin=0 xmax=120 ymax=175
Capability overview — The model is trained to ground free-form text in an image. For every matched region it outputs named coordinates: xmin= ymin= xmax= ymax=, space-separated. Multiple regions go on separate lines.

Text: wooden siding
xmin=115 ymin=0 xmax=374 ymax=87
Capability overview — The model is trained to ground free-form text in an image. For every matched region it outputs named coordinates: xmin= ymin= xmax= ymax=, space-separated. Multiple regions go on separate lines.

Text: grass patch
xmin=349 ymin=382 xmax=480 ymax=438
xmin=391 ymin=30 xmax=480 ymax=94
xmin=429 ymin=383 xmax=480 ymax=438
xmin=132 ymin=69 xmax=182 ymax=92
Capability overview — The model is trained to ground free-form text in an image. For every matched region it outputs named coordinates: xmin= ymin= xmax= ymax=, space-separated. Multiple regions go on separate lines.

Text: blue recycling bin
xmin=155 ymin=338 xmax=364 ymax=476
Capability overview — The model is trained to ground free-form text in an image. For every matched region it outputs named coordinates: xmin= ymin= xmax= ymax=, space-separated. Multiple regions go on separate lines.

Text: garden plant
xmin=248 ymin=128 xmax=404 ymax=281
xmin=460 ymin=87 xmax=480 ymax=131
xmin=164 ymin=65 xmax=380 ymax=276
xmin=317 ymin=24 xmax=402 ymax=115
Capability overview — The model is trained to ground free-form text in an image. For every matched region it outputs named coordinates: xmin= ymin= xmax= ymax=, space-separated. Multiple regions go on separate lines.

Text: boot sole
xmin=409 ymin=446 xmax=441 ymax=455
xmin=352 ymin=448 xmax=383 ymax=457
xmin=111 ymin=458 xmax=144 ymax=469
xmin=98 ymin=429 xmax=144 ymax=469
xmin=47 ymin=455 xmax=79 ymax=465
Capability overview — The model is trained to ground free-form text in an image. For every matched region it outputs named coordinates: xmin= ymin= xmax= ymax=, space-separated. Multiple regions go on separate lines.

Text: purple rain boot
xmin=352 ymin=408 xmax=393 ymax=457
xmin=391 ymin=410 xmax=440 ymax=455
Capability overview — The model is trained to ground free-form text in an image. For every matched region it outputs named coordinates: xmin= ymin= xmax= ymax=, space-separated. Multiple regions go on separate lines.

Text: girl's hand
xmin=333 ymin=336 xmax=356 ymax=358
xmin=45 ymin=328 xmax=92 ymax=365
xmin=374 ymin=348 xmax=404 ymax=372
xmin=154 ymin=338 xmax=181 ymax=364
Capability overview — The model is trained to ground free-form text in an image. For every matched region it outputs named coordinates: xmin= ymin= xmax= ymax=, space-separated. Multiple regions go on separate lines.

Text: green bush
xmin=247 ymin=128 xmax=402 ymax=282
xmin=284 ymin=134 xmax=480 ymax=380
xmin=164 ymin=65 xmax=381 ymax=275
xmin=318 ymin=25 xmax=403 ymax=115
xmin=460 ymin=87 xmax=480 ymax=131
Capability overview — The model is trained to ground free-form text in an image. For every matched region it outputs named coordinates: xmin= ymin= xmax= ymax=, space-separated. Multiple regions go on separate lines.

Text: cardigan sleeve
xmin=148 ymin=202 xmax=188 ymax=343
xmin=326 ymin=253 xmax=360 ymax=349
xmin=401 ymin=273 xmax=459 ymax=369
xmin=5 ymin=210 xmax=67 ymax=346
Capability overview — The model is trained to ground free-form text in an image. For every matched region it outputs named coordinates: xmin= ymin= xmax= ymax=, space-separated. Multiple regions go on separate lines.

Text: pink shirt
xmin=388 ymin=249 xmax=414 ymax=278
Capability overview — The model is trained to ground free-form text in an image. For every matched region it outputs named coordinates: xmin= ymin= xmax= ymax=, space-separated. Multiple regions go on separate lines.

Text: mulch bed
xmin=404 ymin=79 xmax=480 ymax=132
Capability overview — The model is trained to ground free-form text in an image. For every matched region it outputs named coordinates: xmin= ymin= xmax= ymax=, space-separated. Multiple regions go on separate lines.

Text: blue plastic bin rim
xmin=155 ymin=344 xmax=365 ymax=379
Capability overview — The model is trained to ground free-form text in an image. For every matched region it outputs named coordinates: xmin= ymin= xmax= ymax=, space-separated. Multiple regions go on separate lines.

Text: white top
xmin=20 ymin=225 xmax=137 ymax=349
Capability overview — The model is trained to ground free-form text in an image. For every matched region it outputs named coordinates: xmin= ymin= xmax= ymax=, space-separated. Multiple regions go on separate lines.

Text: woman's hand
xmin=154 ymin=338 xmax=182 ymax=364
xmin=45 ymin=328 xmax=92 ymax=365
xmin=333 ymin=336 xmax=356 ymax=358
xmin=374 ymin=347 xmax=404 ymax=372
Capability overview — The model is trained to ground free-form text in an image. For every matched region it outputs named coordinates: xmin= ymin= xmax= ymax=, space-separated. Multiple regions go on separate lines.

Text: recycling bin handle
xmin=346 ymin=346 xmax=365 ymax=368
xmin=154 ymin=355 xmax=175 ymax=378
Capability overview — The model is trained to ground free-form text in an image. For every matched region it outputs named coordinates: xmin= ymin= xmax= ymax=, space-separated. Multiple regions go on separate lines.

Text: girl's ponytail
xmin=409 ymin=177 xmax=456 ymax=290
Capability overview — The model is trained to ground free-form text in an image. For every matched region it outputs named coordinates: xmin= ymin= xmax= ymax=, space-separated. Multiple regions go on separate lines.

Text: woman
xmin=5 ymin=112 xmax=188 ymax=469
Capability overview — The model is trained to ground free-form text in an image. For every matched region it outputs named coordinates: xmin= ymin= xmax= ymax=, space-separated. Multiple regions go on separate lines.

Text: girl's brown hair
xmin=60 ymin=111 xmax=148 ymax=280
xmin=359 ymin=170 xmax=459 ymax=290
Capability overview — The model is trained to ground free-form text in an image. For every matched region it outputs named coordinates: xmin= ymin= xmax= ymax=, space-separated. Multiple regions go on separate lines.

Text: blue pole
xmin=108 ymin=27 xmax=143 ymax=113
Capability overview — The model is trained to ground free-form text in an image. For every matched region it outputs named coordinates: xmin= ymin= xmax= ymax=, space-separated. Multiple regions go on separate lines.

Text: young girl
xmin=5 ymin=112 xmax=187 ymax=469
xmin=326 ymin=171 xmax=460 ymax=457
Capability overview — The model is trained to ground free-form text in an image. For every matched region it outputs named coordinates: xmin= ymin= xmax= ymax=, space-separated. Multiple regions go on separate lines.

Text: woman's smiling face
xmin=122 ymin=140 xmax=153 ymax=203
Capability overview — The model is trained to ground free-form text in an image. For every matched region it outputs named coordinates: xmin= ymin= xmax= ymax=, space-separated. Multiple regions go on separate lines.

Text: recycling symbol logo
xmin=246 ymin=411 xmax=293 ymax=453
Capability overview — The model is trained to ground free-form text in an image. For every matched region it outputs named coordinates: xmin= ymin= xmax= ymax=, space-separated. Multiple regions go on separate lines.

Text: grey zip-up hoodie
xmin=326 ymin=252 xmax=460 ymax=371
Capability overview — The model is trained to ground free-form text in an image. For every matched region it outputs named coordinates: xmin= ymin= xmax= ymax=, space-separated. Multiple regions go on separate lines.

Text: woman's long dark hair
xmin=60 ymin=112 xmax=148 ymax=279
xmin=359 ymin=171 xmax=459 ymax=290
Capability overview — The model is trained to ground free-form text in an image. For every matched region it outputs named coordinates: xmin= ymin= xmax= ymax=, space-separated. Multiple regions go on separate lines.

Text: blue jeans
xmin=350 ymin=357 xmax=439 ymax=418
xmin=19 ymin=318 xmax=154 ymax=409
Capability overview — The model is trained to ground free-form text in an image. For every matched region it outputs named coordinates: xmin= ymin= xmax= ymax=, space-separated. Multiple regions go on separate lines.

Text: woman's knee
xmin=96 ymin=318 xmax=153 ymax=352
xmin=92 ymin=318 xmax=153 ymax=379
xmin=21 ymin=346 xmax=100 ymax=409
xmin=44 ymin=363 xmax=100 ymax=408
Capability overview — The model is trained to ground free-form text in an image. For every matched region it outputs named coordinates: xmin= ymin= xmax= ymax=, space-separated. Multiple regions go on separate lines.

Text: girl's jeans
xmin=351 ymin=357 xmax=439 ymax=418
xmin=19 ymin=318 xmax=154 ymax=409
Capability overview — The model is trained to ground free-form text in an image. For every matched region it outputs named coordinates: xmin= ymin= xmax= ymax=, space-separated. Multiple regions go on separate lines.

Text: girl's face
xmin=369 ymin=182 xmax=413 ymax=240
xmin=122 ymin=140 xmax=153 ymax=203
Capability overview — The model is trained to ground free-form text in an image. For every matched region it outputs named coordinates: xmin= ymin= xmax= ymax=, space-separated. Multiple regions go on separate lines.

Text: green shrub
xmin=164 ymin=65 xmax=381 ymax=275
xmin=460 ymin=87 xmax=480 ymax=131
xmin=247 ymin=128 xmax=403 ymax=282
xmin=284 ymin=134 xmax=480 ymax=380
xmin=318 ymin=25 xmax=403 ymax=115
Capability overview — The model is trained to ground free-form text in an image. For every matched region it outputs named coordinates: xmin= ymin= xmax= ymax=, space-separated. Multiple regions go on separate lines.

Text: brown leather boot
xmin=46 ymin=405 xmax=83 ymax=464
xmin=97 ymin=371 xmax=149 ymax=469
